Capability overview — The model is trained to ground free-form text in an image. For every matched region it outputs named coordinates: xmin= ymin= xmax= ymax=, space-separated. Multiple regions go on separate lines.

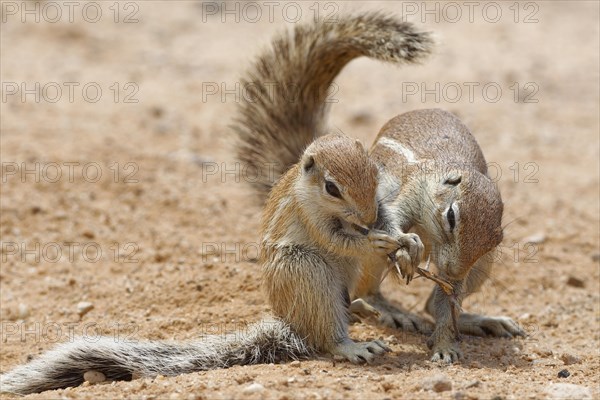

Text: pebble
xmin=18 ymin=303 xmax=29 ymax=319
xmin=523 ymin=233 xmax=546 ymax=244
xmin=422 ymin=373 xmax=452 ymax=392
xmin=290 ymin=360 xmax=301 ymax=367
xmin=454 ymin=393 xmax=479 ymax=400
xmin=350 ymin=111 xmax=374 ymax=125
xmin=560 ymin=353 xmax=581 ymax=365
xmin=558 ymin=369 xmax=570 ymax=378
xmin=545 ymin=383 xmax=592 ymax=399
xmin=83 ymin=370 xmax=106 ymax=384
xmin=77 ymin=301 xmax=94 ymax=317
xmin=385 ymin=335 xmax=398 ymax=344
xmin=465 ymin=380 xmax=481 ymax=389
xmin=534 ymin=348 xmax=553 ymax=357
xmin=243 ymin=383 xmax=264 ymax=394
xmin=566 ymin=276 xmax=585 ymax=288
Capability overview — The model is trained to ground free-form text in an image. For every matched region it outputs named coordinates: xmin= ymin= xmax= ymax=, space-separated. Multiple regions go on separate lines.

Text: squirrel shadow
xmin=354 ymin=310 xmax=532 ymax=371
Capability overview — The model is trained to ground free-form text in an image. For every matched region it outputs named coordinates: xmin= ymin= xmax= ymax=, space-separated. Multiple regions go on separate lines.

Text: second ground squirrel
xmin=0 ymin=11 xmax=523 ymax=395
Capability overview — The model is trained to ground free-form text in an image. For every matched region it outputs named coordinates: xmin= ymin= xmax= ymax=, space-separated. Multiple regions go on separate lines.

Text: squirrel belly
xmin=1 ymin=13 xmax=432 ymax=395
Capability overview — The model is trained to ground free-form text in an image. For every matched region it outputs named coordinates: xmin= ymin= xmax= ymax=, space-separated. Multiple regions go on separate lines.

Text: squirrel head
xmin=422 ymin=168 xmax=503 ymax=280
xmin=297 ymin=134 xmax=379 ymax=229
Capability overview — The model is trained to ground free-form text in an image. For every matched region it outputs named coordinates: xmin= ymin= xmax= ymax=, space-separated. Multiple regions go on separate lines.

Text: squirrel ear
xmin=303 ymin=155 xmax=315 ymax=172
xmin=444 ymin=174 xmax=462 ymax=185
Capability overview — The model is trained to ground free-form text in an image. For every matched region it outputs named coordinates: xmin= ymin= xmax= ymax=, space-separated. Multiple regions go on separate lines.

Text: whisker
xmin=377 ymin=182 xmax=401 ymax=205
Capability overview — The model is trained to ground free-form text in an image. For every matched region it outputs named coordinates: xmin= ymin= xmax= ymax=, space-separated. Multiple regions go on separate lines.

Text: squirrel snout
xmin=360 ymin=208 xmax=378 ymax=228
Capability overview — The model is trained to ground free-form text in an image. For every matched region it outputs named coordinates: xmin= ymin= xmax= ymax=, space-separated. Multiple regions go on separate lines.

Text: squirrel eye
xmin=325 ymin=181 xmax=342 ymax=198
xmin=446 ymin=206 xmax=456 ymax=231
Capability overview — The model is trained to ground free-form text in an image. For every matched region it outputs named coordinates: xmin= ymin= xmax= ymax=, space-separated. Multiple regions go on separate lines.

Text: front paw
xmin=427 ymin=330 xmax=461 ymax=364
xmin=331 ymin=339 xmax=390 ymax=364
xmin=429 ymin=341 xmax=462 ymax=363
xmin=393 ymin=232 xmax=424 ymax=283
xmin=367 ymin=229 xmax=400 ymax=254
xmin=459 ymin=313 xmax=526 ymax=338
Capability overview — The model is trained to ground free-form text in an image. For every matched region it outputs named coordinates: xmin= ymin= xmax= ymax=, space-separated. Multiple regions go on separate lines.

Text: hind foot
xmin=459 ymin=313 xmax=526 ymax=338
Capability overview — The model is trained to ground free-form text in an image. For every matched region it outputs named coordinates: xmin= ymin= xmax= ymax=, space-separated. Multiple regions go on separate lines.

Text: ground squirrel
xmin=1 ymin=13 xmax=431 ymax=394
xmin=354 ymin=110 xmax=526 ymax=363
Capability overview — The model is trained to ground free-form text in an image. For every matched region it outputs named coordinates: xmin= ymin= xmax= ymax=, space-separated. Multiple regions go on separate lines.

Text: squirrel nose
xmin=362 ymin=209 xmax=378 ymax=227
xmin=360 ymin=208 xmax=377 ymax=228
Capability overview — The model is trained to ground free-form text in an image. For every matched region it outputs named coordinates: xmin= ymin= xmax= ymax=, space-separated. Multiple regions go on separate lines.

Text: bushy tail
xmin=233 ymin=12 xmax=433 ymax=200
xmin=0 ymin=319 xmax=311 ymax=395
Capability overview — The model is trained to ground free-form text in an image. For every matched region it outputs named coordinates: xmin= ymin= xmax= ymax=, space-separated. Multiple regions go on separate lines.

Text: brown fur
xmin=354 ymin=109 xmax=523 ymax=363
xmin=0 ymin=14 xmax=438 ymax=395
xmin=233 ymin=12 xmax=432 ymax=201
xmin=235 ymin=13 xmax=433 ymax=361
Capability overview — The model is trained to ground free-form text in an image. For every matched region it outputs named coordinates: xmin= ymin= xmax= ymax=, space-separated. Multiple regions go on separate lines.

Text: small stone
xmin=150 ymin=106 xmax=164 ymax=118
xmin=290 ymin=360 xmax=301 ymax=367
xmin=422 ymin=373 xmax=452 ymax=392
xmin=30 ymin=206 xmax=42 ymax=214
xmin=545 ymin=383 xmax=592 ymax=399
xmin=82 ymin=230 xmax=95 ymax=239
xmin=455 ymin=393 xmax=479 ymax=400
xmin=287 ymin=377 xmax=296 ymax=384
xmin=558 ymin=369 xmax=570 ymax=378
xmin=18 ymin=303 xmax=29 ymax=319
xmin=234 ymin=374 xmax=252 ymax=384
xmin=523 ymin=233 xmax=546 ymax=244
xmin=350 ymin=111 xmax=374 ymax=125
xmin=560 ymin=353 xmax=581 ymax=365
xmin=534 ymin=348 xmax=553 ymax=357
xmin=566 ymin=276 xmax=585 ymax=288
xmin=465 ymin=380 xmax=481 ymax=389
xmin=83 ymin=370 xmax=106 ymax=384
xmin=77 ymin=302 xmax=94 ymax=317
xmin=243 ymin=383 xmax=264 ymax=394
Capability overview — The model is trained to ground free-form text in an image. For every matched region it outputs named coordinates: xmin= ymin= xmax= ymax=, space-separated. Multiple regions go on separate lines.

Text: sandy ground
xmin=1 ymin=1 xmax=599 ymax=399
